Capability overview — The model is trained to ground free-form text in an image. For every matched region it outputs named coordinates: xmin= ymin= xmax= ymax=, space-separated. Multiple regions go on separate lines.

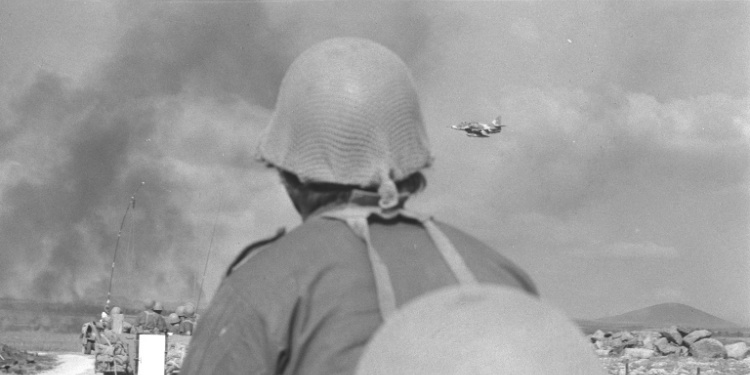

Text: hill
xmin=594 ymin=302 xmax=741 ymax=330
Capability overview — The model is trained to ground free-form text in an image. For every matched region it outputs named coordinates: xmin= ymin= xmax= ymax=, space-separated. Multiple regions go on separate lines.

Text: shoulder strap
xmin=320 ymin=206 xmax=478 ymax=321
xmin=226 ymin=227 xmax=286 ymax=277
xmin=322 ymin=208 xmax=398 ymax=319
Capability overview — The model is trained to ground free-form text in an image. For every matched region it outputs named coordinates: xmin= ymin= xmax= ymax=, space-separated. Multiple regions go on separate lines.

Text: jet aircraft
xmin=451 ymin=116 xmax=506 ymax=138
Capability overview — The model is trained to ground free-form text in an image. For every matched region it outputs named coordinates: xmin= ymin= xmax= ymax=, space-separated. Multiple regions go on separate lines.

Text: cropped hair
xmin=279 ymin=170 xmax=426 ymax=216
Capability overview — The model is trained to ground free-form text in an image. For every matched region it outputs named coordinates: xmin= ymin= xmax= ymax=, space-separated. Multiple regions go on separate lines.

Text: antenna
xmin=106 ymin=181 xmax=145 ymax=306
xmin=196 ymin=207 xmax=220 ymax=311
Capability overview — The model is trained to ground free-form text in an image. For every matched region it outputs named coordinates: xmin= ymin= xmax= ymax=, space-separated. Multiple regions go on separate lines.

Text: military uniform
xmin=182 ymin=202 xmax=536 ymax=374
xmin=135 ymin=310 xmax=167 ymax=333
xmin=179 ymin=318 xmax=195 ymax=336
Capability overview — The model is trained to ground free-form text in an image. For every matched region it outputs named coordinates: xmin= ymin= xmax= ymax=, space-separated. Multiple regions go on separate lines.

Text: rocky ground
xmin=0 ymin=344 xmax=57 ymax=374
xmin=590 ymin=327 xmax=750 ymax=375
xmin=599 ymin=355 xmax=750 ymax=375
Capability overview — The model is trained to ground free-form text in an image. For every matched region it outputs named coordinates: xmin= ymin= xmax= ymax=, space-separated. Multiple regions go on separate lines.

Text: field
xmin=1 ymin=331 xmax=82 ymax=353
xmin=599 ymin=356 xmax=750 ymax=375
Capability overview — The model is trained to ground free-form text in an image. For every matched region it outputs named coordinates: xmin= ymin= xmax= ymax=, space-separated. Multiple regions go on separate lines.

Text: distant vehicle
xmin=451 ymin=116 xmax=506 ymax=138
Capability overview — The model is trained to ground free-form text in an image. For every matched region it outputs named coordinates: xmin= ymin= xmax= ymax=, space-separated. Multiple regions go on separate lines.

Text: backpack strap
xmin=320 ymin=203 xmax=478 ymax=321
xmin=322 ymin=207 xmax=398 ymax=319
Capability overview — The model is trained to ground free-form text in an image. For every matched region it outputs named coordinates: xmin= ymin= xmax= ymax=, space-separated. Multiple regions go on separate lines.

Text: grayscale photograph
xmin=0 ymin=1 xmax=748 ymax=374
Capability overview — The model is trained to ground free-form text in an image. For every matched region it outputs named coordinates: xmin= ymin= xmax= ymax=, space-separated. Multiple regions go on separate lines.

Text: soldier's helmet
xmin=153 ymin=301 xmax=163 ymax=312
xmin=175 ymin=306 xmax=186 ymax=318
xmin=258 ymin=37 xmax=432 ymax=210
xmin=184 ymin=303 xmax=196 ymax=317
xmin=110 ymin=306 xmax=122 ymax=315
xmin=168 ymin=313 xmax=180 ymax=325
xmin=144 ymin=299 xmax=155 ymax=310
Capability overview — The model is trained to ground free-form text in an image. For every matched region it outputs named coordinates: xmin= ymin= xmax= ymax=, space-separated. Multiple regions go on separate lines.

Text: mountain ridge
xmin=594 ymin=302 xmax=741 ymax=330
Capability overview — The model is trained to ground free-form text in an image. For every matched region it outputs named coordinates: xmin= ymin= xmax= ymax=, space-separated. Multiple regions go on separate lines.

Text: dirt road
xmin=37 ymin=353 xmax=94 ymax=375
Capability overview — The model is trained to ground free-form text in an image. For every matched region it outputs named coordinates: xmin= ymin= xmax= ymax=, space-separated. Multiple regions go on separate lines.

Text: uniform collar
xmin=307 ymin=189 xmax=410 ymax=220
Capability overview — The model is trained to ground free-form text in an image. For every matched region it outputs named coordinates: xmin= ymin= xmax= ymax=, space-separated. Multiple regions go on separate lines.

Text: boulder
xmin=725 ymin=342 xmax=749 ymax=359
xmin=675 ymin=326 xmax=690 ymax=337
xmin=654 ymin=337 xmax=681 ymax=355
xmin=642 ymin=335 xmax=658 ymax=351
xmin=683 ymin=329 xmax=712 ymax=346
xmin=689 ymin=338 xmax=726 ymax=359
xmin=661 ymin=326 xmax=683 ymax=345
xmin=623 ymin=348 xmax=655 ymax=359
xmin=618 ymin=331 xmax=638 ymax=347
xmin=606 ymin=337 xmax=624 ymax=350
xmin=591 ymin=329 xmax=606 ymax=341
xmin=659 ymin=331 xmax=677 ymax=344
xmin=637 ymin=331 xmax=662 ymax=350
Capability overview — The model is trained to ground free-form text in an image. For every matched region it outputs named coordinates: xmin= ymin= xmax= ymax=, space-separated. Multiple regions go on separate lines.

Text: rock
xmin=623 ymin=348 xmax=655 ymax=359
xmin=659 ymin=331 xmax=677 ymax=344
xmin=592 ymin=329 xmax=606 ymax=341
xmin=675 ymin=326 xmax=690 ymax=337
xmin=654 ymin=337 xmax=681 ymax=355
xmin=660 ymin=326 xmax=683 ymax=345
xmin=725 ymin=342 xmax=749 ymax=359
xmin=668 ymin=326 xmax=683 ymax=345
xmin=636 ymin=331 xmax=662 ymax=350
xmin=595 ymin=348 xmax=611 ymax=356
xmin=689 ymin=338 xmax=726 ymax=359
xmin=617 ymin=331 xmax=638 ymax=347
xmin=683 ymin=329 xmax=712 ymax=346
xmin=606 ymin=337 xmax=624 ymax=350
xmin=642 ymin=336 xmax=656 ymax=350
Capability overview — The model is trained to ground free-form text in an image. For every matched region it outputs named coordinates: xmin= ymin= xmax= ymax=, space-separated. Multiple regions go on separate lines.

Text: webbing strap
xmin=345 ymin=216 xmax=398 ymax=319
xmin=320 ymin=205 xmax=478 ymax=321
xmin=423 ymin=220 xmax=478 ymax=285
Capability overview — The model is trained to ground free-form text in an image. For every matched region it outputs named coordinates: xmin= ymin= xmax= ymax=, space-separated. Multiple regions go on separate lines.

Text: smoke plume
xmin=0 ymin=1 xmax=433 ymax=305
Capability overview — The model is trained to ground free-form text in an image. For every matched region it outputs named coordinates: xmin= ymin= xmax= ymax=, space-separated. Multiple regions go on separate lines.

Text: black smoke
xmin=0 ymin=1 xmax=434 ymax=304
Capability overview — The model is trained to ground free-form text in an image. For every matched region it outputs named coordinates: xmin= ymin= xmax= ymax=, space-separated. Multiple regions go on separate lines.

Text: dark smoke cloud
xmin=0 ymin=1 xmax=433 ymax=304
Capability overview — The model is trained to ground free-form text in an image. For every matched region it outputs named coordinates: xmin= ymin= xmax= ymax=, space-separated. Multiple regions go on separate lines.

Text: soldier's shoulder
xmin=225 ymin=227 xmax=286 ymax=277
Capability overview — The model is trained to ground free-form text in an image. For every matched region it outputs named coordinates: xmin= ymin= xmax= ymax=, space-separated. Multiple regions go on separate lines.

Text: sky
xmin=0 ymin=1 xmax=748 ymax=325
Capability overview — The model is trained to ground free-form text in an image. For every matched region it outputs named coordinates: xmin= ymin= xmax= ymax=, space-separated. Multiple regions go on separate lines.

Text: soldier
xmin=180 ymin=303 xmax=196 ymax=336
xmin=151 ymin=301 xmax=168 ymax=333
xmin=167 ymin=313 xmax=181 ymax=334
xmin=182 ymin=38 xmax=537 ymax=374
xmin=100 ymin=303 xmax=111 ymax=321
xmin=80 ymin=320 xmax=98 ymax=355
xmin=134 ymin=299 xmax=154 ymax=333
xmin=135 ymin=299 xmax=167 ymax=334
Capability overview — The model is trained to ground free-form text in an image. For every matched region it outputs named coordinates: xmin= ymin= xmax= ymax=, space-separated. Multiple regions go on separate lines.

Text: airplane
xmin=450 ymin=116 xmax=506 ymax=138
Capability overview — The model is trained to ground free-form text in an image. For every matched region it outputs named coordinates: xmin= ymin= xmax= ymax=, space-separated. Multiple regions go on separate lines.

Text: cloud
xmin=0 ymin=1 xmax=435 ymax=303
xmin=510 ymin=17 xmax=540 ymax=44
